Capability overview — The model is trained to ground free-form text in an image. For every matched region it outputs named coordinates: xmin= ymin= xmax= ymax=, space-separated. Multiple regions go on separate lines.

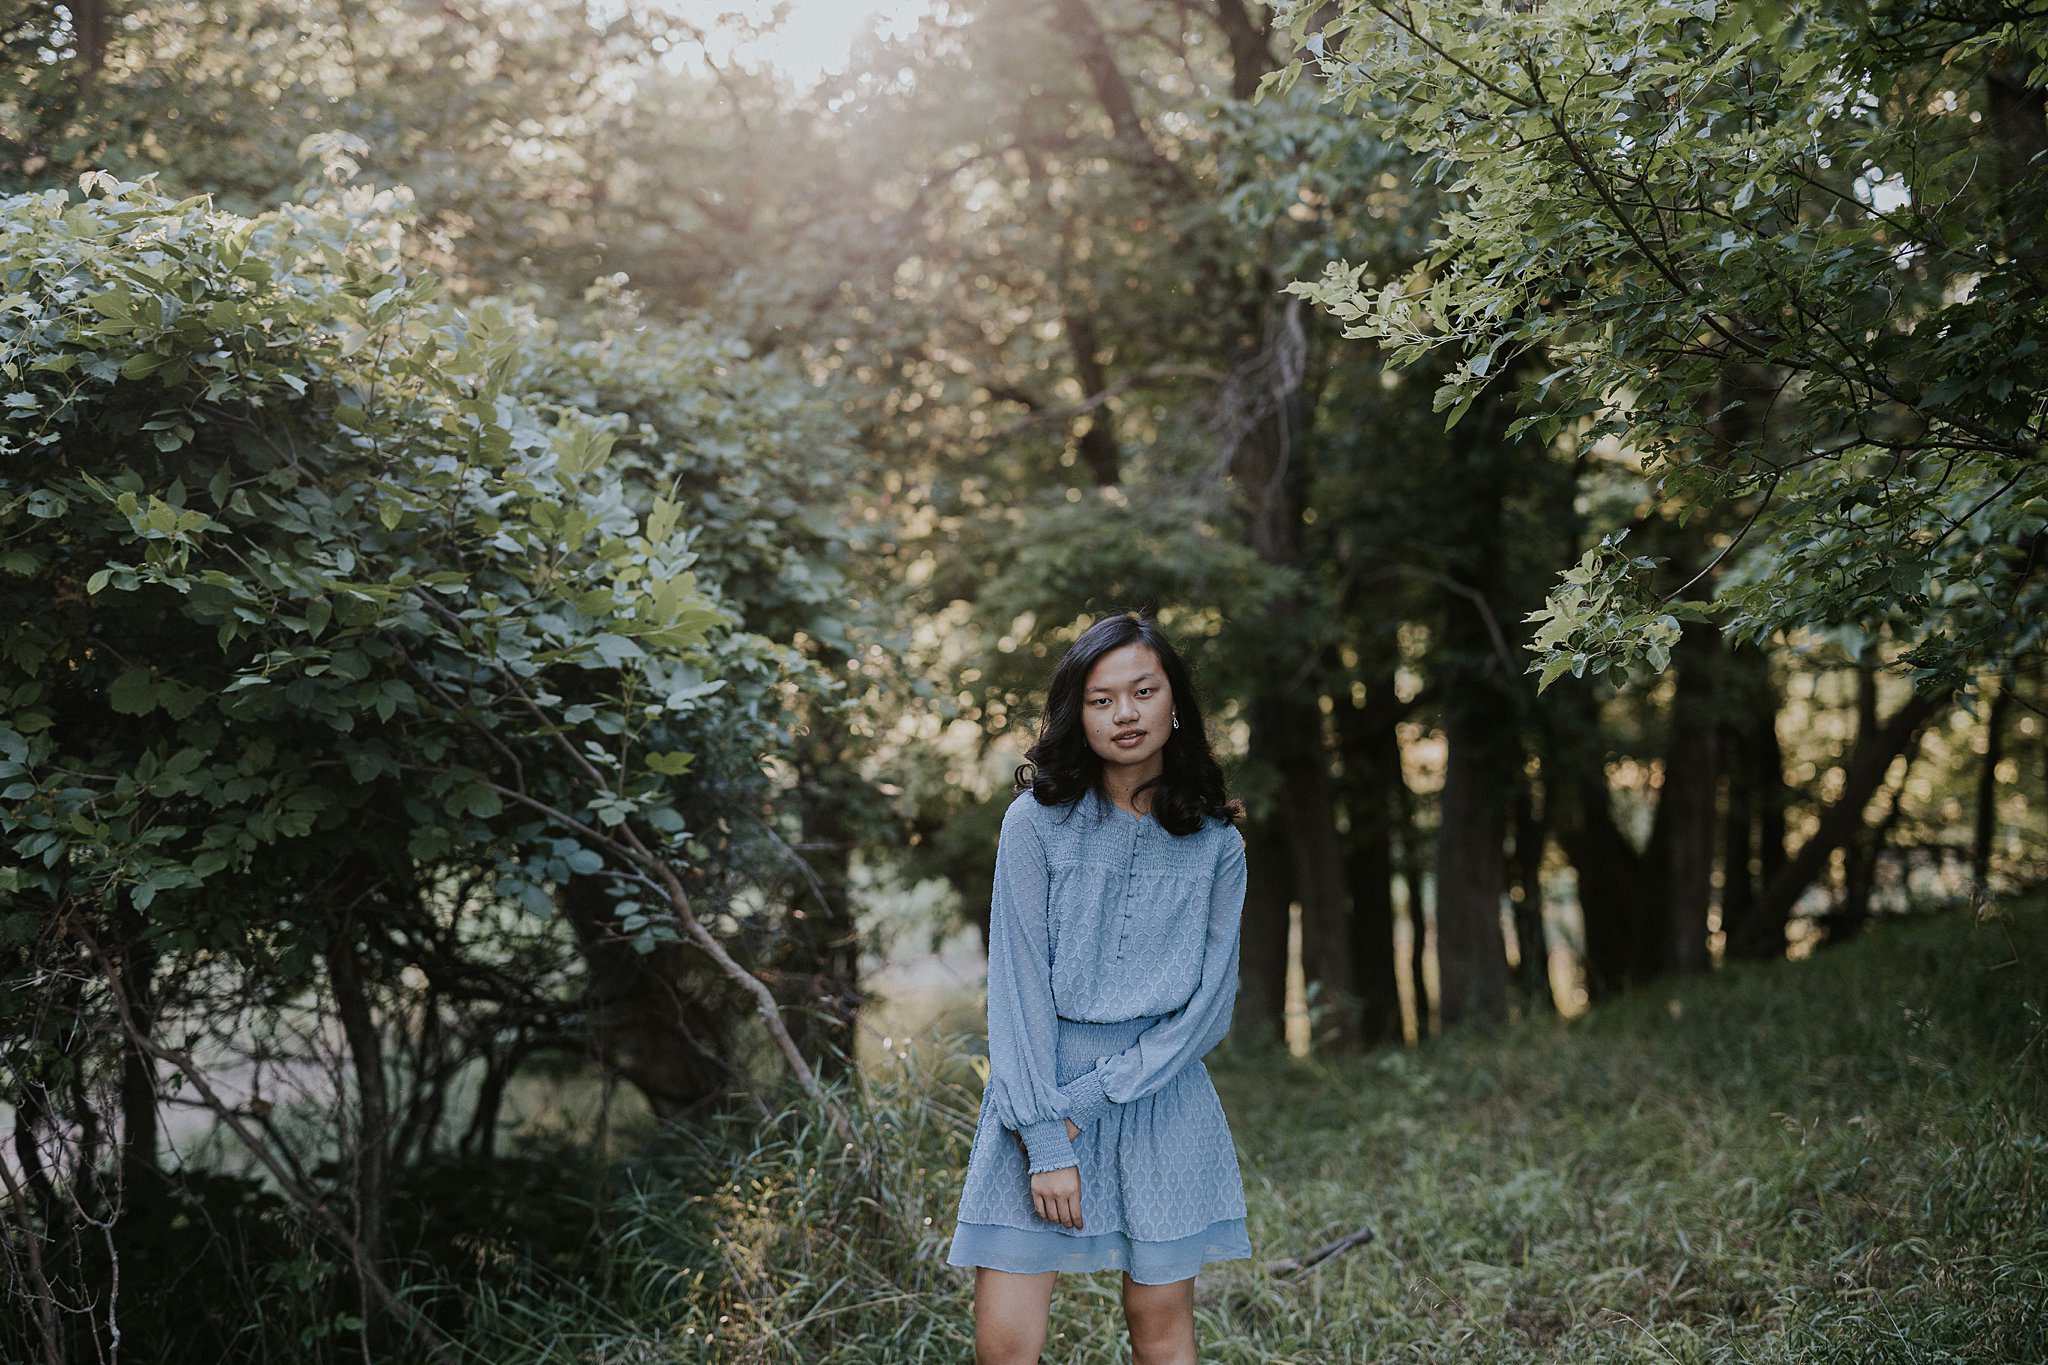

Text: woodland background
xmin=1 ymin=0 xmax=2044 ymax=1360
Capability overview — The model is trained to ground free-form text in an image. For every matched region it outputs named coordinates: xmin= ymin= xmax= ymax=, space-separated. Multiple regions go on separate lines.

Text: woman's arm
xmin=984 ymin=796 xmax=1080 ymax=1173
xmin=1055 ymin=827 xmax=1246 ymax=1130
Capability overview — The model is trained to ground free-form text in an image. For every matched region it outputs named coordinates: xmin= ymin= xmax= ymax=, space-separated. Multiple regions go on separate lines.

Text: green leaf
xmin=108 ymin=668 xmax=160 ymax=715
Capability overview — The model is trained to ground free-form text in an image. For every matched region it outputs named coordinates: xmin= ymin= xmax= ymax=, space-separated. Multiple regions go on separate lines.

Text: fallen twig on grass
xmin=1264 ymin=1224 xmax=1376 ymax=1277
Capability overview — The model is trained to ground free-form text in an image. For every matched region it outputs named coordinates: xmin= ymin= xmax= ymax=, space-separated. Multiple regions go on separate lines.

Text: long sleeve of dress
xmin=1056 ymin=827 xmax=1246 ymax=1131
xmin=983 ymin=798 xmax=1079 ymax=1174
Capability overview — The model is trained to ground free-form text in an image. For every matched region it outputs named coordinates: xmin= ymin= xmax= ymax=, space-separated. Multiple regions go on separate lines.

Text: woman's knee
xmin=1122 ymin=1276 xmax=1196 ymax=1362
xmin=974 ymin=1320 xmax=1047 ymax=1365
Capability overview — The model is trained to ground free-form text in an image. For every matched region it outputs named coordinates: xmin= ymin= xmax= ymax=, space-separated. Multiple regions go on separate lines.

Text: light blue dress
xmin=946 ymin=784 xmax=1253 ymax=1284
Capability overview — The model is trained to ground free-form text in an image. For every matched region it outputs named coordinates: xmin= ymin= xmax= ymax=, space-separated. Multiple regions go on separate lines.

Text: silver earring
xmin=1172 ymin=712 xmax=1180 ymax=730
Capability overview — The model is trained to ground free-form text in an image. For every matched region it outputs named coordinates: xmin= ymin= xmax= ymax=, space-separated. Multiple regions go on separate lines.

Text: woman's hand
xmin=1029 ymin=1165 xmax=1084 ymax=1229
xmin=1012 ymin=1119 xmax=1087 ymax=1228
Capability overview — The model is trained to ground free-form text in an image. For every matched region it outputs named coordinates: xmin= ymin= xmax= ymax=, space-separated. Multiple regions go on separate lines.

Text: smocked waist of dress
xmin=1050 ymin=1011 xmax=1168 ymax=1085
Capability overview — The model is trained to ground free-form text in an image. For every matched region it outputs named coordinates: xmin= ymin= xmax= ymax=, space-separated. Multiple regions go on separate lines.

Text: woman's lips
xmin=1113 ymin=730 xmax=1146 ymax=746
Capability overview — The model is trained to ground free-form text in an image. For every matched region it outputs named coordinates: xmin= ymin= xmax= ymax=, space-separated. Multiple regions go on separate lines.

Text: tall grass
xmin=441 ymin=895 xmax=2045 ymax=1362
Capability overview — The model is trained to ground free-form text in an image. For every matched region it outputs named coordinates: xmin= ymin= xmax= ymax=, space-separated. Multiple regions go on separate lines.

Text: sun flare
xmin=670 ymin=0 xmax=934 ymax=84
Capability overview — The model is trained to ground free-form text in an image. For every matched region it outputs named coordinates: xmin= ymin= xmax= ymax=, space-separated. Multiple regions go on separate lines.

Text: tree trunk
xmin=1509 ymin=780 xmax=1553 ymax=1016
xmin=115 ymin=893 xmax=162 ymax=1205
xmin=1721 ymin=649 xmax=1792 ymax=961
xmin=1427 ymin=361 xmax=1527 ymax=1030
xmin=1641 ymin=618 xmax=1724 ymax=977
xmin=1745 ymin=684 xmax=1950 ymax=943
xmin=1211 ymin=0 xmax=1276 ymax=100
xmin=1434 ymin=698 xmax=1513 ymax=1029
xmin=1246 ymin=676 xmax=1360 ymax=1050
xmin=1542 ymin=678 xmax=1649 ymax=1002
xmin=328 ymin=917 xmax=392 ymax=1345
xmin=1757 ymin=704 xmax=1791 ymax=930
xmin=1987 ymin=47 xmax=2048 ymax=266
xmin=1828 ymin=735 xmax=1921 ymax=945
xmin=1237 ymin=694 xmax=1295 ymax=1048
xmin=1720 ymin=738 xmax=1754 ymax=958
xmin=1226 ymin=294 xmax=1358 ymax=1048
xmin=1051 ymin=0 xmax=1191 ymax=192
xmin=1238 ymin=804 xmax=1295 ymax=1050
xmin=1333 ymin=641 xmax=1406 ymax=1045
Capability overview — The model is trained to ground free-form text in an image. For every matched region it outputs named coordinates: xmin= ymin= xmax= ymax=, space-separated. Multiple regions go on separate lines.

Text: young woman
xmin=947 ymin=610 xmax=1252 ymax=1363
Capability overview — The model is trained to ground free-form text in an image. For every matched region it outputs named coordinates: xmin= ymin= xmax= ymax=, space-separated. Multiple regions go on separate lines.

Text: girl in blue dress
xmin=947 ymin=609 xmax=1252 ymax=1362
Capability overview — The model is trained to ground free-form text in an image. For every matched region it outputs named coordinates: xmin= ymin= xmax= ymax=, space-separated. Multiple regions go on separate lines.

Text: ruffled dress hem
xmin=946 ymin=1215 xmax=1252 ymax=1284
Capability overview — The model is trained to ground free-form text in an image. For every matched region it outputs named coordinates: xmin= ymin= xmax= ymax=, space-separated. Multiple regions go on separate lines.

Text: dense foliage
xmin=1273 ymin=0 xmax=2048 ymax=697
xmin=0 ymin=171 xmax=873 ymax=1356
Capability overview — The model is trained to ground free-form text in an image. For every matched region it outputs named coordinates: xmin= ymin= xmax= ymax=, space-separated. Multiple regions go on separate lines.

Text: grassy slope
xmin=1210 ymin=895 xmax=2046 ymax=1363
xmin=458 ymin=895 xmax=2047 ymax=1364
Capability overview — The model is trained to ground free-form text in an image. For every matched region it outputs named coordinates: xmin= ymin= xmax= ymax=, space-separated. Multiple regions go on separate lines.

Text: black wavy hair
xmin=1011 ymin=609 xmax=1243 ymax=837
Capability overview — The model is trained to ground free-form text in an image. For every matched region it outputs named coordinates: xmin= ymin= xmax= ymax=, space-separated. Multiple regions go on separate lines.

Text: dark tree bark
xmin=1066 ymin=308 xmax=1123 ymax=485
xmin=1237 ymin=784 xmax=1295 ymax=1049
xmin=1434 ymin=697 xmax=1513 ymax=1029
xmin=1737 ymin=681 xmax=1951 ymax=951
xmin=1757 ymin=705 xmax=1791 ymax=928
xmin=1430 ymin=380 xmax=1526 ymax=1030
xmin=71 ymin=0 xmax=110 ymax=82
xmin=1509 ymin=779 xmax=1553 ymax=1016
xmin=1228 ymin=298 xmax=1361 ymax=1048
xmin=1542 ymin=677 xmax=1649 ymax=1002
xmin=1014 ymin=138 xmax=1125 ymax=486
xmin=1209 ymin=0 xmax=1276 ymax=100
xmin=460 ymin=1041 xmax=513 ymax=1160
xmin=1718 ymin=648 xmax=1759 ymax=955
xmin=115 ymin=892 xmax=163 ymax=1206
xmin=328 ymin=916 xmax=392 ymax=1345
xmin=1720 ymin=646 xmax=1792 ymax=961
xmin=1243 ymin=678 xmax=1359 ymax=1049
xmin=1333 ymin=639 xmax=1407 ymax=1045
xmin=1827 ymin=730 xmax=1924 ymax=945
xmin=1051 ymin=0 xmax=1191 ymax=191
xmin=1640 ymin=618 xmax=1724 ymax=978
xmin=1986 ymin=47 xmax=2048 ymax=264
xmin=1282 ymin=706 xmax=1361 ymax=1048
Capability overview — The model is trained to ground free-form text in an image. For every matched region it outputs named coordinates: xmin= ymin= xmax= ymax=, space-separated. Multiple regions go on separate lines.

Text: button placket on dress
xmin=1114 ymin=813 xmax=1140 ymax=965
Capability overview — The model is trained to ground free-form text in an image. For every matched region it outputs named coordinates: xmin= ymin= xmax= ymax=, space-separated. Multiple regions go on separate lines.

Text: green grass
xmin=444 ymin=896 xmax=2047 ymax=1363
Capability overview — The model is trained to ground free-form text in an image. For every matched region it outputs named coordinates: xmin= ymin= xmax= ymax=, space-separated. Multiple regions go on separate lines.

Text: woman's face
xmin=1081 ymin=641 xmax=1174 ymax=770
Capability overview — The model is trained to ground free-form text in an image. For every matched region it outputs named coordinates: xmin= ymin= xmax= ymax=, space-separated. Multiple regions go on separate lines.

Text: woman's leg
xmin=973 ymin=1266 xmax=1057 ymax=1364
xmin=1121 ymin=1273 xmax=1197 ymax=1364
